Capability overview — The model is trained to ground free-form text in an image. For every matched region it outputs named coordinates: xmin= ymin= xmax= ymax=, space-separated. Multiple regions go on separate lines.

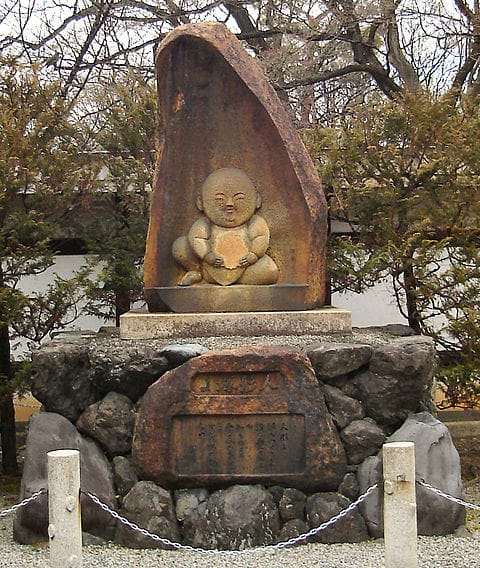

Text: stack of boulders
xmin=14 ymin=329 xmax=465 ymax=549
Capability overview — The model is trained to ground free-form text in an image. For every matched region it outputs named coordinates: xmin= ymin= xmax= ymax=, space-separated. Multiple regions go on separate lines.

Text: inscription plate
xmin=132 ymin=347 xmax=347 ymax=491
xmin=192 ymin=372 xmax=280 ymax=396
xmin=173 ymin=414 xmax=305 ymax=475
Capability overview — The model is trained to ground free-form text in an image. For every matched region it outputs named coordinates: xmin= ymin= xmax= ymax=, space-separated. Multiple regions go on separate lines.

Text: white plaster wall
xmin=13 ymin=255 xmax=407 ymax=355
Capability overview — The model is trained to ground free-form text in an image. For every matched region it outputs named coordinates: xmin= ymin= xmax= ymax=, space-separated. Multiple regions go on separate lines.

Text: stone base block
xmin=119 ymin=307 xmax=352 ymax=340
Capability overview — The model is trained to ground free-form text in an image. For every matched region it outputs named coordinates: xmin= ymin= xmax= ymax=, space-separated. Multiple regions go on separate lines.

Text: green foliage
xmin=436 ymin=360 xmax=480 ymax=410
xmin=0 ymin=60 xmax=90 ymax=358
xmin=78 ymin=74 xmax=156 ymax=324
xmin=305 ymin=92 xmax=480 ymax=405
xmin=0 ymin=60 xmax=93 ymax=471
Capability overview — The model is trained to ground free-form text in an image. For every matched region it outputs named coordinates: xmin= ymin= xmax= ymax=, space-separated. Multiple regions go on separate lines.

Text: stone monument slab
xmin=143 ymin=23 xmax=328 ymax=312
xmin=120 ymin=307 xmax=352 ymax=339
xmin=132 ymin=347 xmax=347 ymax=491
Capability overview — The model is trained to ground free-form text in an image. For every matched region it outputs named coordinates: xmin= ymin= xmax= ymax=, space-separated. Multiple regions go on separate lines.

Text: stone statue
xmin=172 ymin=167 xmax=279 ymax=286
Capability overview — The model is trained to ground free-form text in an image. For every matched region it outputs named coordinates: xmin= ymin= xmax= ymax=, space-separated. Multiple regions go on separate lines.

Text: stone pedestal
xmin=133 ymin=347 xmax=347 ymax=491
xmin=119 ymin=307 xmax=352 ymax=340
xmin=15 ymin=329 xmax=466 ymax=548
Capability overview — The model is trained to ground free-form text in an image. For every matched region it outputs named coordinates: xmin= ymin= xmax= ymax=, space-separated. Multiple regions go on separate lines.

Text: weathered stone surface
xmin=357 ymin=455 xmax=383 ymax=537
xmin=13 ymin=412 xmax=116 ymax=544
xmin=277 ymin=519 xmax=309 ymax=542
xmin=82 ymin=532 xmax=108 ymax=546
xmin=338 ymin=472 xmax=360 ymax=501
xmin=178 ymin=489 xmax=210 ymax=544
xmin=143 ymin=23 xmax=328 ymax=312
xmin=76 ymin=392 xmax=135 ymax=456
xmin=306 ymin=493 xmax=369 ymax=543
xmin=174 ymin=488 xmax=209 ymax=522
xmin=369 ymin=324 xmax=416 ymax=337
xmin=323 ymin=384 xmax=364 ymax=430
xmin=278 ymin=488 xmax=306 ymax=523
xmin=121 ymin=308 xmax=352 ymax=339
xmin=356 ymin=337 xmax=436 ymax=428
xmin=267 ymin=486 xmax=285 ymax=505
xmin=340 ymin=418 xmax=386 ymax=465
xmin=187 ymin=485 xmax=280 ymax=550
xmin=115 ymin=481 xmax=179 ymax=548
xmin=160 ymin=343 xmax=209 ymax=366
xmin=89 ymin=344 xmax=169 ymax=401
xmin=307 ymin=343 xmax=372 ymax=380
xmin=113 ymin=456 xmax=138 ymax=498
xmin=133 ymin=347 xmax=347 ymax=491
xmin=31 ymin=337 xmax=97 ymax=422
xmin=390 ymin=412 xmax=465 ymax=535
xmin=358 ymin=412 xmax=465 ymax=537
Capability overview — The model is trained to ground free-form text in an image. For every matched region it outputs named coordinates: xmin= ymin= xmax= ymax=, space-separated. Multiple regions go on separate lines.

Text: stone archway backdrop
xmin=143 ymin=24 xmax=328 ymax=311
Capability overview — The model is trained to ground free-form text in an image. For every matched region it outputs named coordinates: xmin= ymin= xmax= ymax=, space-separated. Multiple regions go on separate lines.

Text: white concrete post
xmin=47 ymin=449 xmax=82 ymax=568
xmin=383 ymin=441 xmax=417 ymax=568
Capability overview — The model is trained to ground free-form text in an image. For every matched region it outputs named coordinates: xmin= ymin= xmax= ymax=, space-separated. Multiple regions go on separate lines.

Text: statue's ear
xmin=196 ymin=194 xmax=204 ymax=211
xmin=255 ymin=192 xmax=262 ymax=209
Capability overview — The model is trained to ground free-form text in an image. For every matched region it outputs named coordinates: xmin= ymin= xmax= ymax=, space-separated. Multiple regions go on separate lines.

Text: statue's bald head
xmin=197 ymin=168 xmax=261 ymax=228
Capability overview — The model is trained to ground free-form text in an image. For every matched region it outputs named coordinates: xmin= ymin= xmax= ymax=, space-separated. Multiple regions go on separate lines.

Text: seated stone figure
xmin=172 ymin=167 xmax=279 ymax=286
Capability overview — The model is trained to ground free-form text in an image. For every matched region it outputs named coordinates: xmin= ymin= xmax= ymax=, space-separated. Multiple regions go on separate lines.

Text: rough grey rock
xmin=367 ymin=324 xmax=417 ymax=337
xmin=357 ymin=455 xmax=383 ymax=537
xmin=82 ymin=532 xmax=108 ymax=546
xmin=160 ymin=343 xmax=209 ymax=366
xmin=267 ymin=486 xmax=284 ymax=505
xmin=340 ymin=418 xmax=386 ymax=465
xmin=89 ymin=344 xmax=169 ymax=401
xmin=278 ymin=488 xmax=306 ymax=523
xmin=31 ymin=337 xmax=98 ymax=422
xmin=356 ymin=337 xmax=436 ymax=429
xmin=188 ymin=485 xmax=280 ymax=550
xmin=338 ymin=472 xmax=360 ymax=501
xmin=277 ymin=519 xmax=309 ymax=542
xmin=76 ymin=392 xmax=135 ymax=456
xmin=115 ymin=481 xmax=179 ymax=548
xmin=323 ymin=385 xmax=364 ymax=430
xmin=174 ymin=488 xmax=209 ymax=522
xmin=113 ymin=456 xmax=138 ymax=498
xmin=306 ymin=492 xmax=369 ymax=543
xmin=358 ymin=412 xmax=465 ymax=537
xmin=13 ymin=412 xmax=116 ymax=544
xmin=307 ymin=343 xmax=372 ymax=381
xmin=389 ymin=412 xmax=465 ymax=535
xmin=339 ymin=377 xmax=361 ymax=399
xmin=176 ymin=488 xmax=210 ymax=544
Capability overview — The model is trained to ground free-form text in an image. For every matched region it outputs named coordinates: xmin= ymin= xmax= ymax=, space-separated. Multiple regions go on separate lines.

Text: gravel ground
xmin=0 ymin=484 xmax=479 ymax=568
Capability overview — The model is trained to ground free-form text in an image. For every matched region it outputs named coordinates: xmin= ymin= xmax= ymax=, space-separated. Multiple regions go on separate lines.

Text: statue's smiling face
xmin=201 ymin=168 xmax=259 ymax=228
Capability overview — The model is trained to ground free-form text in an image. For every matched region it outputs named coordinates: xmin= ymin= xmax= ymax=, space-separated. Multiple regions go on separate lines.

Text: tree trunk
xmin=115 ymin=289 xmax=131 ymax=327
xmin=0 ymin=324 xmax=18 ymax=475
xmin=403 ymin=264 xmax=422 ymax=335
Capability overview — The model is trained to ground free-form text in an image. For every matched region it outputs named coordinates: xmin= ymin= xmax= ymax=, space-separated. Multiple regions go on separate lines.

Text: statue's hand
xmin=205 ymin=252 xmax=224 ymax=267
xmin=238 ymin=252 xmax=258 ymax=267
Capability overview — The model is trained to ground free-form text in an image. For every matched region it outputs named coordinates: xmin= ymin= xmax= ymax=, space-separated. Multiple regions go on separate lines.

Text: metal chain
xmin=417 ymin=479 xmax=480 ymax=511
xmin=83 ymin=483 xmax=378 ymax=555
xmin=0 ymin=489 xmax=47 ymax=518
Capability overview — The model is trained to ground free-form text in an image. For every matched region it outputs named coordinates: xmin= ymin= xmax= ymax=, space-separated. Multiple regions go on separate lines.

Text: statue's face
xmin=200 ymin=168 xmax=259 ymax=228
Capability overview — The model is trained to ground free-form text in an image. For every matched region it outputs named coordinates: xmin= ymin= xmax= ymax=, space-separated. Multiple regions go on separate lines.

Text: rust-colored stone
xmin=143 ymin=23 xmax=327 ymax=312
xmin=132 ymin=347 xmax=346 ymax=491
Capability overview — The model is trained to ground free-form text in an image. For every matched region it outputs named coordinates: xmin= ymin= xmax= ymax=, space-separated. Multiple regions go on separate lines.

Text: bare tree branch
xmin=277 ymin=63 xmax=374 ymax=90
xmin=381 ymin=0 xmax=421 ymax=93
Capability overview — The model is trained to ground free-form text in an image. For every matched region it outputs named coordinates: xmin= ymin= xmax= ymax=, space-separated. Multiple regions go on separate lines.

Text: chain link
xmin=0 ymin=489 xmax=47 ymax=518
xmin=417 ymin=479 xmax=480 ymax=511
xmin=83 ymin=483 xmax=378 ymax=555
